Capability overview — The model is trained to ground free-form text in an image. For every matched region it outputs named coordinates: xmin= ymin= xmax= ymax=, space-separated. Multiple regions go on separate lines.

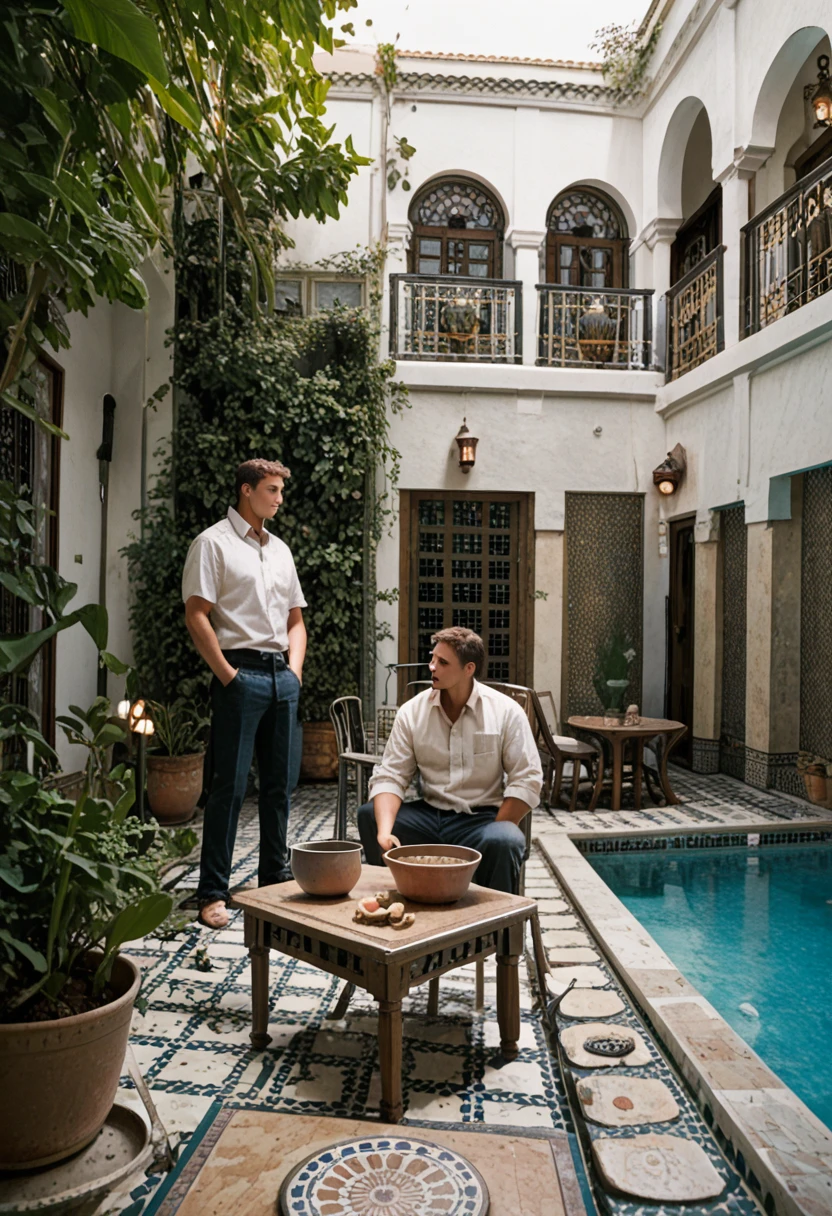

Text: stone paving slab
xmin=592 ymin=1133 xmax=726 ymax=1202
xmin=576 ymin=1076 xmax=680 ymax=1128
xmin=559 ymin=1022 xmax=652 ymax=1069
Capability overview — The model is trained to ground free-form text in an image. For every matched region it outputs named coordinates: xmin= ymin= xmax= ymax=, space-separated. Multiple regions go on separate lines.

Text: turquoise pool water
xmin=588 ymin=843 xmax=832 ymax=1130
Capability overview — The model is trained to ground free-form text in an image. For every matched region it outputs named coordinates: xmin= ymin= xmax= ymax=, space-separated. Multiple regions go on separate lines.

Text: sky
xmin=340 ymin=0 xmax=649 ymax=63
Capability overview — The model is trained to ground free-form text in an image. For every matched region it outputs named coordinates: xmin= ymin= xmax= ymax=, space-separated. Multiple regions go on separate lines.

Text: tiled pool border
xmin=535 ymin=822 xmax=832 ymax=1216
xmin=573 ymin=828 xmax=832 ymax=854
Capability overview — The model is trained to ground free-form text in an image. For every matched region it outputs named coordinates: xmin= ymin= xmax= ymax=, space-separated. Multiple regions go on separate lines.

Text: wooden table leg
xmin=658 ymin=727 xmax=686 ymax=805
xmin=496 ymin=954 xmax=520 ymax=1061
xmin=632 ymin=738 xmax=644 ymax=809
xmin=611 ymin=736 xmax=624 ymax=811
xmin=427 ymin=978 xmax=439 ymax=1016
xmin=249 ymin=942 xmax=272 ymax=1049
xmin=378 ymin=999 xmax=404 ymax=1122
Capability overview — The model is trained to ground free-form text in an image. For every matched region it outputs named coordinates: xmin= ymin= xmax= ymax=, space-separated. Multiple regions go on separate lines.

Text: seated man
xmin=358 ymin=627 xmax=542 ymax=893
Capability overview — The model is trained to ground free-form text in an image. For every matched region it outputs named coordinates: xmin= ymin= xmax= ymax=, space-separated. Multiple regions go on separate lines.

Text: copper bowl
xmin=291 ymin=840 xmax=362 ymax=897
xmin=383 ymin=843 xmax=481 ymax=904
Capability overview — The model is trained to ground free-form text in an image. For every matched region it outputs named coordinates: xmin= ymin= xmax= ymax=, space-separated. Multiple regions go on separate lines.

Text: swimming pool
xmin=588 ymin=842 xmax=832 ymax=1130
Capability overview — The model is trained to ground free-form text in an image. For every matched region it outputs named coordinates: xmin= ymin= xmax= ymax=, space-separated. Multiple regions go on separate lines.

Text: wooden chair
xmin=329 ymin=696 xmax=383 ymax=839
xmin=530 ymin=690 xmax=603 ymax=813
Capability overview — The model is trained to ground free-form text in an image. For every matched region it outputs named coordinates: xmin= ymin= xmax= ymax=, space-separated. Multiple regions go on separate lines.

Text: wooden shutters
xmin=399 ymin=491 xmax=533 ymax=697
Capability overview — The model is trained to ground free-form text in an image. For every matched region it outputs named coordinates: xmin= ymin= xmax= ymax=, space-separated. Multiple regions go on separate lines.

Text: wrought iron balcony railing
xmin=743 ymin=157 xmax=832 ymax=335
xmin=536 ymin=285 xmax=654 ymax=369
xmin=389 ymin=274 xmax=522 ymax=363
xmin=665 ymin=246 xmax=724 ymax=381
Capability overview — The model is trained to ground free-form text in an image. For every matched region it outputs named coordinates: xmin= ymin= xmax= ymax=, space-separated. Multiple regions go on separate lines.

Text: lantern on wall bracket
xmin=455 ymin=418 xmax=479 ymax=474
xmin=805 ymin=54 xmax=832 ymax=128
xmin=652 ymin=443 xmax=687 ymax=496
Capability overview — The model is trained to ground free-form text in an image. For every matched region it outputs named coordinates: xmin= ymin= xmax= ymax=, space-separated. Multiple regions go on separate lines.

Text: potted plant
xmin=797 ymin=751 xmax=832 ymax=807
xmin=593 ymin=631 xmax=637 ymax=724
xmin=0 ymin=700 xmax=175 ymax=1169
xmin=145 ymin=698 xmax=208 ymax=824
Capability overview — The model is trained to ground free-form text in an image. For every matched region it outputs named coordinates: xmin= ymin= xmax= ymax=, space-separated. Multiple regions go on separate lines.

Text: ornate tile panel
xmin=719 ymin=506 xmax=746 ymax=779
xmin=564 ymin=493 xmax=643 ymax=719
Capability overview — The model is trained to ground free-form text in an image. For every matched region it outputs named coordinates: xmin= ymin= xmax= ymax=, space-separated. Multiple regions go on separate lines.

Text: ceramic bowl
xmin=290 ymin=840 xmax=362 ymax=897
xmin=383 ymin=843 xmax=481 ymax=904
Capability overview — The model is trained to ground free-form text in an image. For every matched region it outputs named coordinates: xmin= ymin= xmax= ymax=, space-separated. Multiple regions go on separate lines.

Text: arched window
xmin=546 ymin=188 xmax=629 ymax=288
xmin=409 ymin=178 xmax=505 ymax=277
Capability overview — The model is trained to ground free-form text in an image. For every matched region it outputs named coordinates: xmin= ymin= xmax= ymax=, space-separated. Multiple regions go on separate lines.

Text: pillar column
xmin=533 ymin=531 xmax=564 ymax=725
xmin=637 ymin=218 xmax=682 ymax=371
xmin=506 ymin=227 xmax=546 ymax=365
xmin=715 ymin=146 xmax=773 ymax=348
xmin=385 ymin=222 xmax=411 ymax=361
xmin=744 ymin=479 xmax=802 ymax=789
xmin=691 ymin=512 xmax=721 ymax=773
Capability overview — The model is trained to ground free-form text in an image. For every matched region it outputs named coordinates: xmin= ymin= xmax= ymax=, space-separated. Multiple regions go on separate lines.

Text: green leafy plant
xmin=147 ymin=698 xmax=209 ymax=758
xmin=0 ymin=0 xmax=367 ymax=432
xmin=590 ymin=21 xmax=662 ymax=96
xmin=593 ymin=631 xmax=637 ymax=711
xmin=126 ymin=276 xmax=406 ymax=721
xmin=0 ymin=481 xmax=107 ymax=676
xmin=0 ymin=703 xmax=175 ymax=1021
xmin=374 ymin=39 xmax=417 ymax=192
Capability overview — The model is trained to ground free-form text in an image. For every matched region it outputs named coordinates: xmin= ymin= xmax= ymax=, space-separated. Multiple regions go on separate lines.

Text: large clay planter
xmin=0 ymin=952 xmax=141 ymax=1170
xmin=146 ymin=752 xmax=205 ymax=824
xmin=300 ymin=721 xmax=339 ymax=781
xmin=802 ymin=766 xmax=832 ymax=808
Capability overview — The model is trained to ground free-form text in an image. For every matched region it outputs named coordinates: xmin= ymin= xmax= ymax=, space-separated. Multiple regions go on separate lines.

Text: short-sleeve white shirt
xmin=182 ymin=507 xmax=306 ymax=652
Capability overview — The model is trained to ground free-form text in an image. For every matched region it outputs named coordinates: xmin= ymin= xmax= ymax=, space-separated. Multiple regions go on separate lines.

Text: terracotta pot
xmin=300 ymin=721 xmax=339 ymax=781
xmin=384 ymin=843 xmax=482 ymax=904
xmin=803 ymin=767 xmax=831 ymax=806
xmin=146 ymin=752 xmax=205 ymax=824
xmin=0 ymin=952 xmax=141 ymax=1170
xmin=291 ymin=840 xmax=362 ymax=897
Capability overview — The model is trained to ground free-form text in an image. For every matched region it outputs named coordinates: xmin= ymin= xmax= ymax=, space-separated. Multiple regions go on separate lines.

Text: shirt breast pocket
xmin=473 ymin=732 xmax=500 ymax=756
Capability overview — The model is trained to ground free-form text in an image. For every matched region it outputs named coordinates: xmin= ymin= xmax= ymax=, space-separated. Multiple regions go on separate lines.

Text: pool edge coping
xmin=535 ymin=824 xmax=832 ymax=1216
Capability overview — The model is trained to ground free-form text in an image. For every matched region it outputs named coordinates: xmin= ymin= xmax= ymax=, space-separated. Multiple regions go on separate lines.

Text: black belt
xmin=224 ymin=648 xmax=289 ymax=669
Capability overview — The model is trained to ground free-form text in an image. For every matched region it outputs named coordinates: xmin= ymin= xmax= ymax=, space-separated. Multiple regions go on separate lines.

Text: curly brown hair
xmin=235 ymin=458 xmax=291 ymax=500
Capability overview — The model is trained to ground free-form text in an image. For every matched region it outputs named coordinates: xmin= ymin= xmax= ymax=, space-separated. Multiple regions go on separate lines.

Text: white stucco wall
xmin=42 ymin=0 xmax=832 ymax=766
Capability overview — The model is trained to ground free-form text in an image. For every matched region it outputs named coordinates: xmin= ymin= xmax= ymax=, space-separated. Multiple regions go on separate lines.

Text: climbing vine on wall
xmin=125 ymin=222 xmax=406 ymax=722
xmin=590 ymin=21 xmax=662 ymax=96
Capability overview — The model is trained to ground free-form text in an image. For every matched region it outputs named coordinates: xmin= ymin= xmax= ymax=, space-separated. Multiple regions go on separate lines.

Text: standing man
xmin=183 ymin=459 xmax=307 ymax=929
xmin=358 ymin=628 xmax=542 ymax=893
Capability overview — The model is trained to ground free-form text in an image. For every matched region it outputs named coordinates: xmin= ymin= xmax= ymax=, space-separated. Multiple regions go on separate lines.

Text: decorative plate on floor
xmin=278 ymin=1135 xmax=490 ymax=1216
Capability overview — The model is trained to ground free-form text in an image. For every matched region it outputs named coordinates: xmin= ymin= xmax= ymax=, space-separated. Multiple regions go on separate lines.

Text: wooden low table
xmin=232 ymin=867 xmax=536 ymax=1123
xmin=567 ymin=715 xmax=687 ymax=811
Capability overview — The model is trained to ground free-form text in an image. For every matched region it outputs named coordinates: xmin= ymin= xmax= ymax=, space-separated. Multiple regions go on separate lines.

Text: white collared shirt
xmin=182 ymin=507 xmax=306 ymax=652
xmin=368 ymin=681 xmax=542 ymax=814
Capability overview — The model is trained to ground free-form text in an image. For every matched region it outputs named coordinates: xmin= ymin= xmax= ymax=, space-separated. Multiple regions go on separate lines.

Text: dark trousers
xmin=197 ymin=651 xmax=300 ymax=905
xmin=357 ymin=799 xmax=526 ymax=894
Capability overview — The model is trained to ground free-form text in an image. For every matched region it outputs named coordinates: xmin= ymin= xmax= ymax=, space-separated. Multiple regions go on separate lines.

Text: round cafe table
xmin=566 ymin=716 xmax=687 ymax=811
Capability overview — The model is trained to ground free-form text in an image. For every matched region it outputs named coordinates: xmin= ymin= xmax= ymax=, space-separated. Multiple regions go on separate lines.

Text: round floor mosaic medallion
xmin=278 ymin=1136 xmax=490 ymax=1216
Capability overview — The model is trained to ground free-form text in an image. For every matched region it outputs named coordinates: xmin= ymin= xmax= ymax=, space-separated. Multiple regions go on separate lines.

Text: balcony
xmin=665 ymin=247 xmax=724 ymax=382
xmin=536 ymin=285 xmax=654 ymax=369
xmin=743 ymin=158 xmax=832 ymax=336
xmin=389 ymin=274 xmax=522 ymax=363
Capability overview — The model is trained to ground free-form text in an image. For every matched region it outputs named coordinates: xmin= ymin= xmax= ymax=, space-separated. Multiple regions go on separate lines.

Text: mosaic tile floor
xmin=98 ymin=770 xmax=795 ymax=1216
xmin=105 ymin=786 xmax=568 ymax=1216
xmin=543 ymin=766 xmax=832 ymax=832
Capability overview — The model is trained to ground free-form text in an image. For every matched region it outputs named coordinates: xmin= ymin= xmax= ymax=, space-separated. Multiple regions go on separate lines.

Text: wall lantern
xmin=652 ymin=443 xmax=687 ymax=496
xmin=806 ymin=55 xmax=832 ymax=128
xmin=455 ymin=418 xmax=479 ymax=474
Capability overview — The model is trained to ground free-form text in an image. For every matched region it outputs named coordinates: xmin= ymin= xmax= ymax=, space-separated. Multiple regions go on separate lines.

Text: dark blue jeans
xmin=197 ymin=654 xmax=300 ymax=904
xmin=357 ymin=799 xmax=526 ymax=893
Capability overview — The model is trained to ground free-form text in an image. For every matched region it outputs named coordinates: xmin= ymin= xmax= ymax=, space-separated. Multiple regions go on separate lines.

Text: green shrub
xmin=126 ymin=295 xmax=405 ymax=721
